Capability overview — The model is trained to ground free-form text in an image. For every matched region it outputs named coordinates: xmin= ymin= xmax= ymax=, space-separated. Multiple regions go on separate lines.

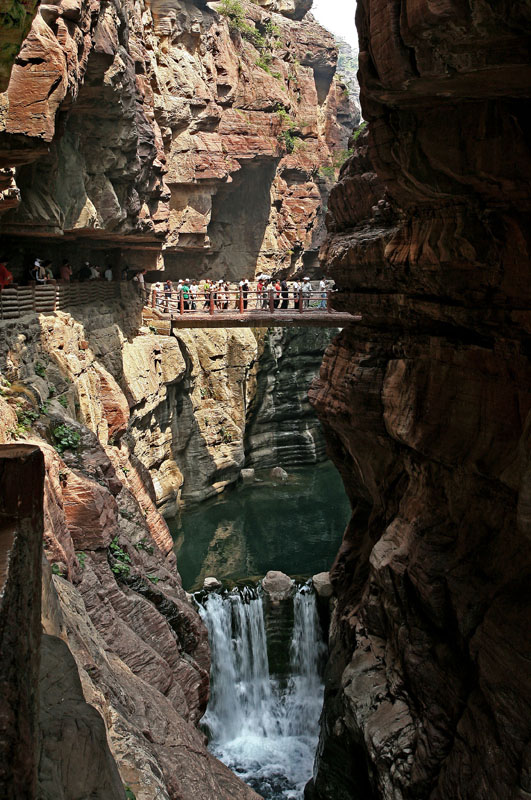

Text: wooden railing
xmin=0 ymin=282 xmax=123 ymax=320
xmin=147 ymin=288 xmax=334 ymax=316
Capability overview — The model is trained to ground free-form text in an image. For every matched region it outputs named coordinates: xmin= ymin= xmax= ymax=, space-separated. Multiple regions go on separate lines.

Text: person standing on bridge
xmin=181 ymin=279 xmax=190 ymax=310
xmin=280 ymin=279 xmax=289 ymax=309
xmin=256 ymin=278 xmax=263 ymax=309
xmin=302 ymin=277 xmax=312 ymax=309
xmin=292 ymin=279 xmax=300 ymax=308
xmin=190 ymin=280 xmax=198 ymax=309
xmin=203 ymin=279 xmax=211 ymax=309
xmin=274 ymin=279 xmax=281 ymax=309
xmin=319 ymin=277 xmax=327 ymax=309
xmin=164 ymin=279 xmax=172 ymax=312
xmin=242 ymin=278 xmax=249 ymax=310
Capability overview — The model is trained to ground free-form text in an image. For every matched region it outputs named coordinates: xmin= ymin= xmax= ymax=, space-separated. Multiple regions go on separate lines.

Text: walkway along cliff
xmin=308 ymin=2 xmax=531 ymax=799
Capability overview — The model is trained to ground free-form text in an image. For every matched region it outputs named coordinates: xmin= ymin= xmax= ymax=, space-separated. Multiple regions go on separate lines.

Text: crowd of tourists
xmin=0 ymin=255 xmax=121 ymax=288
xmin=0 ymin=254 xmax=333 ymax=312
xmin=147 ymin=276 xmax=333 ymax=312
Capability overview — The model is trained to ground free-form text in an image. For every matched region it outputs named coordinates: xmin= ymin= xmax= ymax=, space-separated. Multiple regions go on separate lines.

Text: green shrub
xmin=124 ymin=786 xmax=136 ymax=800
xmin=256 ymin=54 xmax=272 ymax=72
xmin=76 ymin=551 xmax=86 ymax=570
xmin=278 ymin=129 xmax=296 ymax=153
xmin=112 ymin=561 xmax=131 ymax=578
xmin=147 ymin=574 xmax=160 ymax=585
xmin=34 ymin=361 xmax=46 ymax=378
xmin=135 ymin=537 xmax=154 ymax=555
xmin=109 ymin=536 xmax=132 ymax=579
xmin=352 ymin=120 xmax=368 ymax=141
xmin=52 ymin=424 xmax=81 ymax=454
xmin=218 ymin=0 xmax=265 ymax=49
xmin=58 ymin=394 xmax=68 ymax=408
xmin=16 ymin=405 xmax=39 ymax=431
xmin=220 ymin=426 xmax=233 ymax=444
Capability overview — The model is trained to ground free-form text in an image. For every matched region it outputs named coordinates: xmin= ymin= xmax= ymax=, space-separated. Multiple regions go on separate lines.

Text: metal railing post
xmin=269 ymin=288 xmax=274 ymax=313
xmin=298 ymin=289 xmax=303 ymax=313
xmin=209 ymin=291 xmax=215 ymax=315
xmin=239 ymin=288 xmax=244 ymax=314
xmin=179 ymin=290 xmax=184 ymax=315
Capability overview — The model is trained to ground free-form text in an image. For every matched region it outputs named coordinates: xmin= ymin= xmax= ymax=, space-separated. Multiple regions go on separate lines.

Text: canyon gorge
xmin=1 ymin=1 xmax=531 ymax=800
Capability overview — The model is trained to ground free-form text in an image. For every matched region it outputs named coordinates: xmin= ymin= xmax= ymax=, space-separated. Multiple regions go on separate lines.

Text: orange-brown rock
xmin=309 ymin=2 xmax=531 ymax=799
xmin=0 ymin=0 xmax=358 ymax=279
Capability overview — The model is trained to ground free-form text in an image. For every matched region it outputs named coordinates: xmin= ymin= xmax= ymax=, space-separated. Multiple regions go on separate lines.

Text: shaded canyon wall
xmin=308 ymin=2 xmax=531 ymax=799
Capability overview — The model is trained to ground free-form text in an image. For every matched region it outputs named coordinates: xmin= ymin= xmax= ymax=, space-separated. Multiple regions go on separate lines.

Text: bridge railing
xmin=0 ymin=281 xmax=123 ymax=320
xmin=147 ymin=288 xmax=334 ymax=315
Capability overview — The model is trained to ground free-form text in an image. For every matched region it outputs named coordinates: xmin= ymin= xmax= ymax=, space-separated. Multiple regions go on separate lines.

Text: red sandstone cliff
xmin=309 ymin=2 xmax=531 ymax=799
xmin=0 ymin=0 xmax=357 ymax=278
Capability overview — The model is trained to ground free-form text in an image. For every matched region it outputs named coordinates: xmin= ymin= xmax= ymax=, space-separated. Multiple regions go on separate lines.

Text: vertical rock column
xmin=308 ymin=1 xmax=531 ymax=798
xmin=0 ymin=444 xmax=44 ymax=800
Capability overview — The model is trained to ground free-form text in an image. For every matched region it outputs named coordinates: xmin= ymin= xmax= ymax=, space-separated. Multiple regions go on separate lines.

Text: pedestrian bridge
xmin=0 ymin=282 xmax=359 ymax=329
xmin=145 ymin=287 xmax=359 ymax=330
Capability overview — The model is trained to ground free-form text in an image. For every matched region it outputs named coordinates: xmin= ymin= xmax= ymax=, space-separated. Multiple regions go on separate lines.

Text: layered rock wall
xmin=0 ymin=307 xmax=262 ymax=799
xmin=0 ymin=0 xmax=357 ymax=279
xmin=245 ymin=326 xmax=337 ymax=468
xmin=308 ymin=2 xmax=531 ymax=799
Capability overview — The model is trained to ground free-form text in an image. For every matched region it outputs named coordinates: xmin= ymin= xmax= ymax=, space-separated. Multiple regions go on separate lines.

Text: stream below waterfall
xmin=172 ymin=462 xmax=350 ymax=799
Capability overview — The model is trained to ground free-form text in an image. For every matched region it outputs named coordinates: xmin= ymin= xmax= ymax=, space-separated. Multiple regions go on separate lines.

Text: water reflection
xmin=170 ymin=462 xmax=350 ymax=591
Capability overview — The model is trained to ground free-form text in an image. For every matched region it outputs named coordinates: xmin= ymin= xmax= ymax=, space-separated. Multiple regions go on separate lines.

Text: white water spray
xmin=198 ymin=584 xmax=327 ymax=800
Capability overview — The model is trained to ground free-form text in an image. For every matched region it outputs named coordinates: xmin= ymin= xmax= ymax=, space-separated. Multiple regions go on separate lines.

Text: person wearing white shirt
xmin=292 ymin=280 xmax=300 ymax=307
xmin=104 ymin=266 xmax=113 ymax=282
xmin=319 ymin=278 xmax=327 ymax=309
xmin=301 ymin=277 xmax=312 ymax=309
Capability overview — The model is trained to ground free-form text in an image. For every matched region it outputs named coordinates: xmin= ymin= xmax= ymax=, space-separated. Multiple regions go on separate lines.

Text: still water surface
xmin=170 ymin=462 xmax=351 ymax=591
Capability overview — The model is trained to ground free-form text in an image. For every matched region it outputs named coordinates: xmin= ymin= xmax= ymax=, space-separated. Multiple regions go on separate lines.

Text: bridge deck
xmin=162 ymin=310 xmax=358 ymax=328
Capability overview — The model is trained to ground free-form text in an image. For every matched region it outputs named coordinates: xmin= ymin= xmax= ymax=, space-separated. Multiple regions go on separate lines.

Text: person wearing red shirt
xmin=0 ymin=260 xmax=13 ymax=290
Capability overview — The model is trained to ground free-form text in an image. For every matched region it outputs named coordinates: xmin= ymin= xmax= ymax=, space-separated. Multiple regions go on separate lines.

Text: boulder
xmin=240 ymin=468 xmax=255 ymax=483
xmin=203 ymin=577 xmax=222 ymax=591
xmin=312 ymin=571 xmax=333 ymax=599
xmin=270 ymin=466 xmax=288 ymax=482
xmin=262 ymin=570 xmax=294 ymax=601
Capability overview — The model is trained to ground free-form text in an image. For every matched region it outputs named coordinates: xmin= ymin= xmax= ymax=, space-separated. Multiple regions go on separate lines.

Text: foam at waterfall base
xmin=197 ymin=583 xmax=326 ymax=800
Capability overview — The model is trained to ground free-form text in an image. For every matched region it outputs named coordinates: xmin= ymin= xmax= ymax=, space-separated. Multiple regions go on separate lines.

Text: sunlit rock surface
xmin=309 ymin=1 xmax=531 ymax=798
xmin=0 ymin=0 xmax=358 ymax=278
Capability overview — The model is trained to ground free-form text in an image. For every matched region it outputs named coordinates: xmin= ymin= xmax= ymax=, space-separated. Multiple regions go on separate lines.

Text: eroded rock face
xmin=0 ymin=0 xmax=357 ymax=278
xmin=244 ymin=326 xmax=338 ymax=469
xmin=309 ymin=2 xmax=531 ymax=799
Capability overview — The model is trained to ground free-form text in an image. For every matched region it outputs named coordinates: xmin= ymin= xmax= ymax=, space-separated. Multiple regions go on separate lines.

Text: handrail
xmin=0 ymin=281 xmax=124 ymax=320
xmin=147 ymin=288 xmax=334 ymax=315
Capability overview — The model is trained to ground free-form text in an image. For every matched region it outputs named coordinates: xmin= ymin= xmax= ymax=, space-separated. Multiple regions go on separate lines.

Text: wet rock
xmin=203 ymin=577 xmax=222 ymax=591
xmin=270 ymin=466 xmax=288 ymax=482
xmin=240 ymin=468 xmax=256 ymax=482
xmin=312 ymin=572 xmax=333 ymax=599
xmin=262 ymin=570 xmax=295 ymax=601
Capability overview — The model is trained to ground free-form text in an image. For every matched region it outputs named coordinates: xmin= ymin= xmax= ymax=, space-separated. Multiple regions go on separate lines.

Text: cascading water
xmin=198 ymin=583 xmax=327 ymax=799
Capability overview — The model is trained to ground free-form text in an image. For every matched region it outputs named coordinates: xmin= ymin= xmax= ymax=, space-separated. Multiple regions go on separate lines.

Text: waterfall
xmin=198 ymin=583 xmax=326 ymax=800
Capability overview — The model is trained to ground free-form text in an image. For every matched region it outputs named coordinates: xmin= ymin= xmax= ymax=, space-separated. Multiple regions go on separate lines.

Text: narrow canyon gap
xmin=0 ymin=0 xmax=530 ymax=800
